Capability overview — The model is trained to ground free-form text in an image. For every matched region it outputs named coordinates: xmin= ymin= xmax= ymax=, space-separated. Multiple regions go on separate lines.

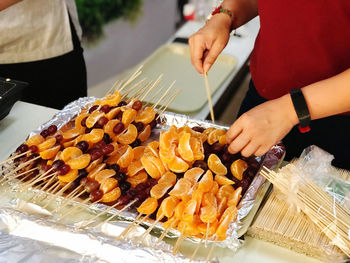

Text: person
xmin=189 ymin=0 xmax=350 ymax=169
xmin=0 ymin=0 xmax=87 ymax=109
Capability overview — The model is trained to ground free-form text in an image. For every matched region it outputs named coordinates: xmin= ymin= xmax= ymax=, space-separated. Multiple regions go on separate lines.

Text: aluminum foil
xmin=1 ymin=97 xmax=285 ymax=262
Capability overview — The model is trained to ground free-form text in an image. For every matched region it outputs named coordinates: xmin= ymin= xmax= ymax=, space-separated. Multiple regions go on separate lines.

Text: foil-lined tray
xmin=1 ymin=97 xmax=285 ymax=262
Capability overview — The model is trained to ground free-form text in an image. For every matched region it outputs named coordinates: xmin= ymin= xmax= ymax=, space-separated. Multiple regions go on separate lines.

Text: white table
xmin=0 ymin=101 xmax=322 ymax=263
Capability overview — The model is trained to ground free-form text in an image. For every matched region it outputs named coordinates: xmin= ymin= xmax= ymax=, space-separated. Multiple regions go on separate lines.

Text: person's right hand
xmin=188 ymin=14 xmax=232 ymax=74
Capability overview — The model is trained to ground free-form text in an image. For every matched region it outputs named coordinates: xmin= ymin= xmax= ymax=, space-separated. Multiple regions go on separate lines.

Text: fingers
xmin=228 ymin=133 xmax=250 ymax=154
xmin=241 ymin=143 xmax=259 ymax=158
xmin=203 ymin=40 xmax=225 ymax=73
xmin=188 ymin=35 xmax=206 ymax=74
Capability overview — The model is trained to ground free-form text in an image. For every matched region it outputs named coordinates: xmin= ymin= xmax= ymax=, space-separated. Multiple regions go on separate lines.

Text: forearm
xmin=0 ymin=0 xmax=22 ymax=11
xmin=221 ymin=0 xmax=258 ymax=29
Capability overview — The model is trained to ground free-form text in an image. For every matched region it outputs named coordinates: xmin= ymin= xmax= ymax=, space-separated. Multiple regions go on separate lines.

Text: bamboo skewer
xmin=95 ymin=199 xmax=137 ymax=229
xmin=42 ymin=181 xmax=73 ymax=209
xmin=139 ymin=214 xmax=164 ymax=241
xmin=0 ymin=150 xmax=30 ymax=167
xmin=206 ymin=236 xmax=218 ymax=262
xmin=19 ymin=168 xmax=56 ymax=192
xmin=140 ymin=74 xmax=163 ymax=101
xmin=144 ymin=85 xmax=166 ymax=107
xmin=152 ymin=81 xmax=176 ymax=109
xmin=121 ymin=78 xmax=147 ymax=100
xmin=0 ymin=155 xmax=40 ymax=177
xmin=204 ymin=72 xmax=215 ymax=123
xmin=153 ymin=220 xmax=178 ymax=248
xmin=53 ymin=188 xmax=87 ymax=213
xmin=118 ymin=65 xmax=143 ymax=93
xmin=156 ymin=90 xmax=181 ymax=117
xmin=0 ymin=167 xmax=38 ymax=185
xmin=57 ymin=198 xmax=102 ymax=222
xmin=172 ymin=226 xmax=186 ymax=255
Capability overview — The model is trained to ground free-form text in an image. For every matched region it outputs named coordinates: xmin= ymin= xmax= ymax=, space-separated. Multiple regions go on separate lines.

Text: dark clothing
xmin=0 ymin=15 xmax=87 ymax=110
xmin=238 ymin=80 xmax=350 ymax=170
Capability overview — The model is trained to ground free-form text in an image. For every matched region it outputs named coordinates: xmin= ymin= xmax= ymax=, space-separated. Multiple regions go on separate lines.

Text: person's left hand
xmin=226 ymin=95 xmax=299 ymax=157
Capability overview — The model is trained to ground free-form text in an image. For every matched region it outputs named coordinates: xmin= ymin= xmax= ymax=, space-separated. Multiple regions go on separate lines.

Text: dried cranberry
xmin=117 ymin=101 xmax=127 ymax=107
xmin=100 ymin=105 xmax=111 ymax=113
xmin=109 ymin=164 xmax=120 ymax=173
xmin=28 ymin=145 xmax=38 ymax=153
xmin=97 ymin=116 xmax=109 ymax=127
xmin=40 ymin=129 xmax=50 ymax=138
xmin=48 ymin=125 xmax=57 ymax=135
xmin=76 ymin=141 xmax=89 ymax=153
xmin=132 ymin=100 xmax=142 ymax=111
xmin=102 ymin=133 xmax=112 ymax=144
xmin=129 ymin=139 xmax=141 ymax=148
xmin=81 ymin=116 xmax=88 ymax=127
xmin=89 ymin=105 xmax=99 ymax=113
xmin=113 ymin=122 xmax=124 ymax=134
xmin=58 ymin=164 xmax=70 ymax=175
xmin=52 ymin=159 xmax=64 ymax=170
xmin=90 ymin=189 xmax=103 ymax=202
xmin=16 ymin=144 xmax=28 ymax=154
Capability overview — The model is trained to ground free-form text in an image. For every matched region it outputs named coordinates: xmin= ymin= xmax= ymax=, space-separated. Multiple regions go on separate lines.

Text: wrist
xmin=279 ymin=94 xmax=299 ymax=127
xmin=207 ymin=5 xmax=235 ymax=31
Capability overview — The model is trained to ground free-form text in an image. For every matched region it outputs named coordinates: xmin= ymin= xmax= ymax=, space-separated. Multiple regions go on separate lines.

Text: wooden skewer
xmin=95 ymin=199 xmax=137 ymax=228
xmin=121 ymin=78 xmax=147 ymax=100
xmin=42 ymin=181 xmax=73 ymax=209
xmin=156 ymin=90 xmax=181 ymax=118
xmin=130 ymin=81 xmax=152 ymax=102
xmin=139 ymin=213 xmax=164 ymax=241
xmin=53 ymin=188 xmax=87 ymax=213
xmin=204 ymin=72 xmax=215 ymax=123
xmin=56 ymin=185 xmax=84 ymax=208
xmin=106 ymin=80 xmax=120 ymax=96
xmin=140 ymin=74 xmax=163 ymax=101
xmin=118 ymin=65 xmax=143 ymax=93
xmin=153 ymin=219 xmax=178 ymax=248
xmin=19 ymin=168 xmax=55 ymax=192
xmin=78 ymin=201 xmax=121 ymax=228
xmin=117 ymin=213 xmax=150 ymax=240
xmin=28 ymin=174 xmax=59 ymax=202
xmin=144 ymin=85 xmax=166 ymax=107
xmin=0 ymin=150 xmax=30 ymax=167
xmin=0 ymin=167 xmax=38 ymax=185
xmin=0 ymin=155 xmax=40 ymax=177
xmin=57 ymin=198 xmax=102 ymax=222
xmin=190 ymin=237 xmax=204 ymax=262
xmin=152 ymin=81 xmax=176 ymax=109
xmin=206 ymin=236 xmax=218 ymax=262
xmin=172 ymin=226 xmax=186 ymax=255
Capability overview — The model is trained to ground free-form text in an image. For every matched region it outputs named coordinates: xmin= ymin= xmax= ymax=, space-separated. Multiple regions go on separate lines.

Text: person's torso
xmin=250 ymin=0 xmax=350 ymax=100
xmin=0 ymin=0 xmax=81 ymax=64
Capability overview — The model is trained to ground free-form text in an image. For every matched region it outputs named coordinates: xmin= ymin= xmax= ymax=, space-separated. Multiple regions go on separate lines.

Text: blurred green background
xmin=76 ymin=0 xmax=144 ymax=40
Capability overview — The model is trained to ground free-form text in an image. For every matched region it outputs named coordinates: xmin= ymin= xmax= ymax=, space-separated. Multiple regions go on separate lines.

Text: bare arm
xmin=0 ymin=0 xmax=22 ymax=11
xmin=189 ymin=0 xmax=258 ymax=74
xmin=226 ymin=68 xmax=350 ymax=157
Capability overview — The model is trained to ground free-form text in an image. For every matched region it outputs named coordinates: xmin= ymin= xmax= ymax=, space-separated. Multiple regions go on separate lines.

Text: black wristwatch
xmin=289 ymin=88 xmax=311 ymax=133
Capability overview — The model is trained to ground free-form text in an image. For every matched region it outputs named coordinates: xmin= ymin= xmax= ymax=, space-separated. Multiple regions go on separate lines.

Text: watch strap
xmin=289 ymin=88 xmax=311 ymax=133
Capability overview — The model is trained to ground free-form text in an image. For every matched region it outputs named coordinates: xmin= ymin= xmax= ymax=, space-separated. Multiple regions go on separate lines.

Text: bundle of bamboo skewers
xmin=260 ymin=161 xmax=350 ymax=258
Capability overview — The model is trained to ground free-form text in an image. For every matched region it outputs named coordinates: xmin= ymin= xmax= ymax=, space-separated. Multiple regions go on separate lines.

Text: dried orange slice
xmin=217 ymin=196 xmax=228 ymax=218
xmin=182 ymin=199 xmax=197 ymax=223
xmin=104 ymin=119 xmax=120 ymax=139
xmin=178 ymin=221 xmax=200 ymax=236
xmin=86 ymin=111 xmax=105 ymax=128
xmin=117 ymin=145 xmax=134 ymax=168
xmin=230 ymin=159 xmax=248 ymax=181
xmin=66 ymin=154 xmax=91 ymax=170
xmin=217 ymin=184 xmax=235 ymax=203
xmin=61 ymin=147 xmax=82 ymax=162
xmin=198 ymin=220 xmax=218 ymax=236
xmin=94 ymin=169 xmax=116 ymax=184
xmin=174 ymin=200 xmax=187 ymax=220
xmin=192 ymin=187 xmax=203 ymax=213
xmin=107 ymin=142 xmax=119 ymax=156
xmin=122 ymin=108 xmax=137 ymax=127
xmin=210 ymin=181 xmax=219 ymax=195
xmin=40 ymin=145 xmax=60 ymax=160
xmin=137 ymin=124 xmax=151 ymax=142
xmin=216 ymin=206 xmax=237 ymax=238
xmin=168 ymin=156 xmax=189 ymax=173
xmin=227 ymin=187 xmax=242 ymax=207
xmin=159 ymin=128 xmax=178 ymax=151
xmin=105 ymin=107 xmax=121 ymax=120
xmin=62 ymin=139 xmax=75 ymax=148
xmin=207 ymin=129 xmax=226 ymax=145
xmin=163 ymin=217 xmax=179 ymax=230
xmin=105 ymin=144 xmax=128 ymax=165
xmin=127 ymin=170 xmax=148 ymax=188
xmin=101 ymin=187 xmax=121 ymax=203
xmin=100 ymin=177 xmax=118 ymax=194
xmin=168 ymin=178 xmax=191 ymax=198
xmin=202 ymin=192 xmax=218 ymax=208
xmin=159 ymin=144 xmax=176 ymax=164
xmin=208 ymin=154 xmax=227 ymax=176
xmin=141 ymin=156 xmax=160 ymax=179
xmin=200 ymin=205 xmax=217 ymax=223
xmin=116 ymin=124 xmax=137 ymax=145
xmin=158 ymin=196 xmax=179 ymax=218
xmin=178 ymin=132 xmax=194 ymax=162
xmin=87 ymin=163 xmax=106 ymax=179
xmin=190 ymin=137 xmax=204 ymax=161
xmin=198 ymin=170 xmax=214 ymax=193
xmin=158 ymin=171 xmax=177 ymax=186
xmin=26 ymin=134 xmax=45 ymax=146
xmin=137 ymin=197 xmax=158 ymax=215
xmin=219 ymin=134 xmax=226 ymax=145
xmin=127 ymin=160 xmax=144 ymax=177
xmin=149 ymin=156 xmax=166 ymax=175
xmin=215 ymin=174 xmax=235 ymax=186
xmin=37 ymin=137 xmax=56 ymax=152
xmin=135 ymin=107 xmax=155 ymax=124
xmin=58 ymin=169 xmax=78 ymax=183
xmin=184 ymin=167 xmax=204 ymax=185
xmin=133 ymin=146 xmax=146 ymax=160
xmin=75 ymin=112 xmax=89 ymax=130
xmin=144 ymin=141 xmax=159 ymax=157
xmin=89 ymin=129 xmax=105 ymax=143
xmin=86 ymin=157 xmax=103 ymax=173
xmin=62 ymin=128 xmax=84 ymax=141
xmin=150 ymin=182 xmax=170 ymax=199
xmin=95 ymin=93 xmax=121 ymax=107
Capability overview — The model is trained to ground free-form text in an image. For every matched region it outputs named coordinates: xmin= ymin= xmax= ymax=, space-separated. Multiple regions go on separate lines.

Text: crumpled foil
xmin=1 ymin=97 xmax=285 ymax=262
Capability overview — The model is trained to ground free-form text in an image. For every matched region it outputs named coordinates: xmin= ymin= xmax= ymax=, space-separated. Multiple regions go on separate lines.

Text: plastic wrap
xmin=262 ymin=145 xmax=350 ymax=261
xmin=0 ymin=97 xmax=286 ymax=262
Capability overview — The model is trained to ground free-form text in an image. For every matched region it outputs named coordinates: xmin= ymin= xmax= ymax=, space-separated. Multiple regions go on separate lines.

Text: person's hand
xmin=188 ymin=14 xmax=232 ymax=74
xmin=226 ymin=95 xmax=299 ymax=157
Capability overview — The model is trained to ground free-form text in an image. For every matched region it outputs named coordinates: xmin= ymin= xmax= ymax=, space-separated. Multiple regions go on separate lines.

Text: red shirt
xmin=250 ymin=1 xmax=350 ymax=100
